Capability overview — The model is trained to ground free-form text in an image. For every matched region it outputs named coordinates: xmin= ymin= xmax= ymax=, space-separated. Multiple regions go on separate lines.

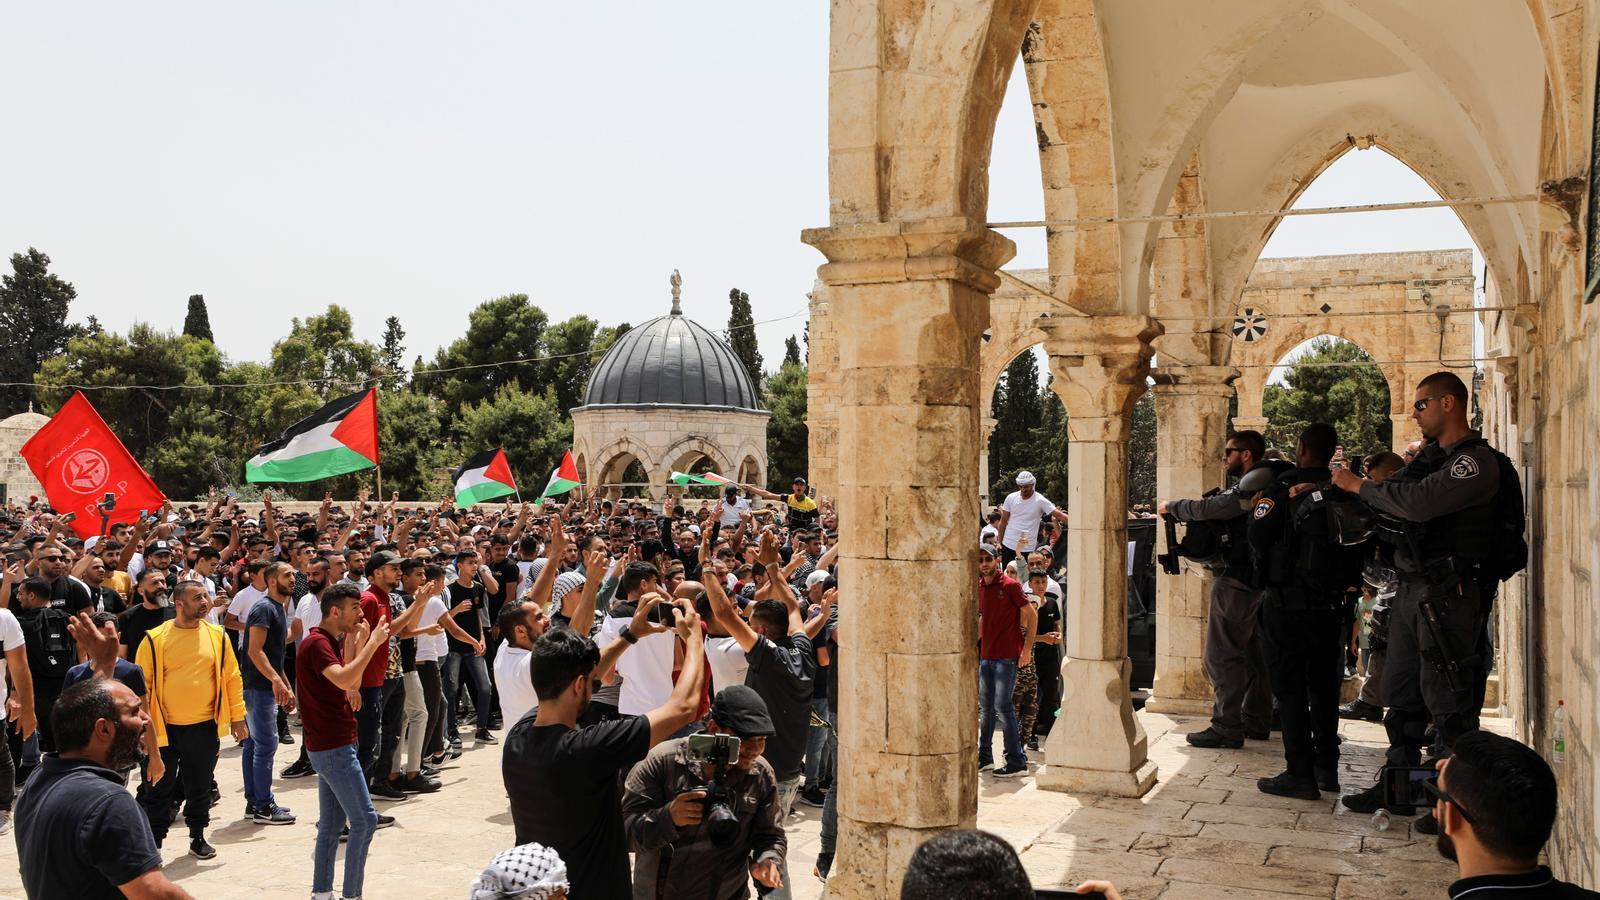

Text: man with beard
xmin=13 ymin=677 xmax=194 ymax=899
xmin=503 ymin=596 xmax=704 ymax=899
xmin=134 ymin=581 xmax=248 ymax=859
xmin=1432 ymin=731 xmax=1599 ymax=898
xmin=33 ymin=538 xmax=92 ymax=613
xmin=118 ymin=569 xmax=176 ymax=661
xmin=495 ymin=546 xmax=604 ymax=728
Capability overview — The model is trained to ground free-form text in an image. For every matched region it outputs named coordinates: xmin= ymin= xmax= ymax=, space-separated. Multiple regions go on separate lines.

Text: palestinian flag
xmin=669 ymin=470 xmax=733 ymax=486
xmin=540 ymin=450 xmax=581 ymax=499
xmin=245 ymin=389 xmax=379 ymax=483
xmin=454 ymin=448 xmax=518 ymax=506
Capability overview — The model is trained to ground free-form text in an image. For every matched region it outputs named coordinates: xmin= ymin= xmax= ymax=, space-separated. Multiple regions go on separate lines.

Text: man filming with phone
xmin=623 ymin=684 xmax=786 ymax=899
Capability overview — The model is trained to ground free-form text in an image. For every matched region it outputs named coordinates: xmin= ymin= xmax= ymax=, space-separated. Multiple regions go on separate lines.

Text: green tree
xmin=0 ymin=248 xmax=84 ymax=414
xmin=1021 ymin=378 xmax=1069 ymax=504
xmin=1262 ymin=337 xmax=1391 ymax=457
xmin=987 ymin=351 xmax=1043 ymax=499
xmin=376 ymin=389 xmax=452 ymax=500
xmin=183 ymin=294 xmax=214 ymax=342
xmin=727 ymin=288 xmax=763 ymax=399
xmin=269 ymin=305 xmax=381 ymax=396
xmin=540 ymin=315 xmax=601 ymax=412
xmin=783 ymin=335 xmax=801 ymax=367
xmin=417 ymin=294 xmax=549 ymax=412
xmin=455 ymin=383 xmax=572 ymax=495
xmin=764 ymin=360 xmax=808 ymax=490
xmin=380 ymin=316 xmax=407 ymax=389
xmin=1127 ymin=390 xmax=1156 ymax=507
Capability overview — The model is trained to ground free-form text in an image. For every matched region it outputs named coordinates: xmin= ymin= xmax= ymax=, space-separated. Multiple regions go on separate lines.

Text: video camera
xmin=685 ymin=733 xmax=742 ymax=848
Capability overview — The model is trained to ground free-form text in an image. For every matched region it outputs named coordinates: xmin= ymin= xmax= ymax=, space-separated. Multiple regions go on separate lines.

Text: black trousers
xmin=1383 ymin=574 xmax=1484 ymax=766
xmin=1261 ymin=598 xmax=1343 ymax=779
xmin=1033 ymin=646 xmax=1061 ymax=737
xmin=417 ymin=660 xmax=445 ymax=758
xmin=138 ymin=722 xmax=219 ymax=844
xmin=33 ymin=678 xmax=64 ymax=755
xmin=377 ymin=676 xmax=406 ymax=780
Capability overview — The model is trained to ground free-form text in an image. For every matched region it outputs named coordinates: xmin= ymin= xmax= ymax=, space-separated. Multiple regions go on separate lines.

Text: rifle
xmin=1417 ymin=591 xmax=1479 ymax=695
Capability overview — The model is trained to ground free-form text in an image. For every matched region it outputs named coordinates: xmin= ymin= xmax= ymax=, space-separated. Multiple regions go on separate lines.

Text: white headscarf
xmin=468 ymin=843 xmax=568 ymax=900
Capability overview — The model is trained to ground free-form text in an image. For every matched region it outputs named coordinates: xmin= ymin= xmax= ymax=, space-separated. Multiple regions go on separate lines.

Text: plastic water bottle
xmin=1371 ymin=809 xmax=1392 ymax=832
xmin=1553 ymin=700 xmax=1566 ymax=766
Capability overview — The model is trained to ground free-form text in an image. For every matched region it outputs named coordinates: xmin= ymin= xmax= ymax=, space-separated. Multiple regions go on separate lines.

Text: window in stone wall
xmin=1586 ymin=50 xmax=1600 ymax=302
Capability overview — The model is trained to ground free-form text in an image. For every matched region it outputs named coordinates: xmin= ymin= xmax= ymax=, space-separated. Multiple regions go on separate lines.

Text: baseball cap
xmin=709 ymin=685 xmax=775 ymax=738
xmin=978 ymin=543 xmax=999 ymax=557
xmin=805 ymin=570 xmax=831 ymax=589
xmin=145 ymin=540 xmax=173 ymax=555
xmin=365 ymin=550 xmax=402 ymax=576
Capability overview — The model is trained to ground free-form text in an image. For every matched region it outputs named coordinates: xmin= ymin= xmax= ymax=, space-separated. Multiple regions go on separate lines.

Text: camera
xmin=685 ymin=733 xmax=742 ymax=848
xmin=1383 ymin=765 xmax=1439 ymax=808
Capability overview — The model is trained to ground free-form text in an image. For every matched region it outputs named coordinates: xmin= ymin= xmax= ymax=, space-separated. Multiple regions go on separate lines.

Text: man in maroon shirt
xmin=297 ymin=582 xmax=390 ymax=900
xmin=355 ymin=551 xmax=430 ymax=801
xmin=977 ymin=544 xmax=1035 ymax=777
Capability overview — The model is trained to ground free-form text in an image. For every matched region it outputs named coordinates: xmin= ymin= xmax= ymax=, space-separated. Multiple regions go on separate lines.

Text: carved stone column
xmin=1036 ymin=315 xmax=1162 ymax=797
xmin=979 ymin=416 xmax=998 ymax=504
xmin=1231 ymin=415 xmax=1269 ymax=436
xmin=1145 ymin=366 xmax=1237 ymax=716
xmin=802 ymin=217 xmax=1014 ymax=897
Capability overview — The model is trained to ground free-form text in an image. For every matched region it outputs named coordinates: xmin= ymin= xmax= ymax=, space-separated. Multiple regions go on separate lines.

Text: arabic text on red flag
xmin=19 ymin=392 xmax=168 ymax=539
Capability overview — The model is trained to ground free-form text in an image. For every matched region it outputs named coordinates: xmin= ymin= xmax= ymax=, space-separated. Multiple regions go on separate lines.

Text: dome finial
xmin=670 ymin=269 xmax=682 ymax=315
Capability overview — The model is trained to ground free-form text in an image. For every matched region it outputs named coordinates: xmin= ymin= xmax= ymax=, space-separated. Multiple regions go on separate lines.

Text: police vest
xmin=1383 ymin=440 xmax=1503 ymax=572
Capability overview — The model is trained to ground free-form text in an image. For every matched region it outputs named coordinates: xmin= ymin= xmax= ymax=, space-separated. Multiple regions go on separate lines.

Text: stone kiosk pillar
xmin=1037 ymin=315 xmax=1161 ymax=797
xmin=1144 ymin=366 xmax=1237 ymax=716
xmin=802 ymin=217 xmax=1014 ymax=898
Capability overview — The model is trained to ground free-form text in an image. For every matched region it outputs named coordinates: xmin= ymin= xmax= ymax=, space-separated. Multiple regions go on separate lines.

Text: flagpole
xmin=375 ymin=464 xmax=384 ymax=502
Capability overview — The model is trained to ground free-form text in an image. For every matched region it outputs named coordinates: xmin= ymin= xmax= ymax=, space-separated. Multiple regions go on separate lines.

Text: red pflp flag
xmin=20 ymin=392 xmax=168 ymax=539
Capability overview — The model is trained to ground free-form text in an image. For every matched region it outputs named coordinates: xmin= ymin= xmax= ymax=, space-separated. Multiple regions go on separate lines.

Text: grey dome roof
xmin=582 ymin=310 xmax=763 ymax=411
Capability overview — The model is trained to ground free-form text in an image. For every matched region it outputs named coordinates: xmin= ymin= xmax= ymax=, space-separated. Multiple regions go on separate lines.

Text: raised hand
xmin=584 ymin=548 xmax=608 ymax=582
xmin=629 ymin=592 xmax=670 ymax=636
xmin=66 ymin=611 xmax=119 ymax=676
xmin=671 ymin=598 xmax=701 ymax=642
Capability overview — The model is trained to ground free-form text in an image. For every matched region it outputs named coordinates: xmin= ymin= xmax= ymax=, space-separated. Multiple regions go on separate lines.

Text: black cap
xmin=365 ymin=550 xmax=402 ymax=577
xmin=709 ymin=685 xmax=775 ymax=738
xmin=145 ymin=540 xmax=173 ymax=555
xmin=792 ymin=476 xmax=807 ymax=485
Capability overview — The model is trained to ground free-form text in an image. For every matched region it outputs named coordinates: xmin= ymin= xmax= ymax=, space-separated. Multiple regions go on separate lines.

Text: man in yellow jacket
xmin=134 ymin=579 xmax=247 ymax=860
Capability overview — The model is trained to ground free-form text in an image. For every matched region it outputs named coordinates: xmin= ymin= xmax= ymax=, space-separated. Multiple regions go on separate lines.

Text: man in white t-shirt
xmin=223 ymin=560 xmax=269 ymax=639
xmin=998 ymin=471 xmax=1068 ymax=567
xmin=596 ymin=562 xmax=678 ymax=717
xmin=0 ymin=606 xmax=37 ymax=831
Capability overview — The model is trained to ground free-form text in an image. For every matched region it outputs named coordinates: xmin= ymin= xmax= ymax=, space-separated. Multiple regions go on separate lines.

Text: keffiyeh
xmin=468 ymin=842 xmax=568 ymax=900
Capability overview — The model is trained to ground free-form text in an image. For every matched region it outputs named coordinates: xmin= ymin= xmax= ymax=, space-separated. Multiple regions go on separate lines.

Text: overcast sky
xmin=2 ymin=4 xmax=1474 ymax=374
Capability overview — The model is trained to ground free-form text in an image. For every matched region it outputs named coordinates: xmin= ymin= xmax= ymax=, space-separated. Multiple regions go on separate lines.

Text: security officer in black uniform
xmin=1248 ymin=423 xmax=1365 ymax=800
xmin=1157 ymin=429 xmax=1277 ymax=749
xmin=1333 ymin=371 xmax=1503 ymax=833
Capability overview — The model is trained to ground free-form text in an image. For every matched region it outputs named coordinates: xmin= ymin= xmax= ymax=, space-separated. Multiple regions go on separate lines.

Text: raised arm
xmin=643 ymin=601 xmax=704 ymax=746
xmin=526 ymin=517 xmax=568 ymax=608
xmin=705 ymin=572 xmax=760 ymax=652
xmin=322 ymin=619 xmax=389 ymax=691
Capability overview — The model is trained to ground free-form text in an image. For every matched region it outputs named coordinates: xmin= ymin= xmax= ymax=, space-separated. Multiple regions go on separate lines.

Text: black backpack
xmin=22 ymin=607 xmax=76 ymax=680
xmin=1463 ymin=439 xmax=1527 ymax=582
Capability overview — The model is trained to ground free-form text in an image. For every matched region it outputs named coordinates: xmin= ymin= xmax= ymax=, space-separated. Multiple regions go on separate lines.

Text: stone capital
xmin=1041 ymin=315 xmax=1162 ymax=432
xmin=1150 ymin=365 xmax=1239 ymax=397
xmin=801 ymin=217 xmax=1017 ymax=294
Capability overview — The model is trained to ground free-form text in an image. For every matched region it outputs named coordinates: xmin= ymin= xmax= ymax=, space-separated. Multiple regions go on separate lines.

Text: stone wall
xmin=571 ymin=405 xmax=769 ymax=497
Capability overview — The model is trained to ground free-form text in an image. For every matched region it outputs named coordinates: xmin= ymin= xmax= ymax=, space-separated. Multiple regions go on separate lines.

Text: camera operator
xmin=1156 ymin=429 xmax=1274 ymax=749
xmin=1432 ymin=731 xmax=1599 ymax=898
xmin=1247 ymin=424 xmax=1364 ymax=800
xmin=622 ymin=685 xmax=786 ymax=899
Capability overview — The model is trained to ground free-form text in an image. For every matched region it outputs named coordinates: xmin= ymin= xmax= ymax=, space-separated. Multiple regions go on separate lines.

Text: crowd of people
xmin=5 ymin=370 xmax=1595 ymax=899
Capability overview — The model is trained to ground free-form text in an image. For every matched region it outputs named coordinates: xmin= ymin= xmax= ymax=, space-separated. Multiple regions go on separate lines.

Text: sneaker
xmin=993 ymin=762 xmax=1028 ymax=778
xmin=253 ymin=804 xmax=296 ymax=826
xmin=0 ymin=811 xmax=11 ymax=836
xmin=1339 ymin=698 xmax=1384 ymax=721
xmin=449 ymin=737 xmax=463 ymax=751
xmin=977 ymin=759 xmax=993 ymax=773
xmin=420 ymin=763 xmax=441 ymax=778
xmin=1026 ymin=736 xmax=1040 ymax=752
xmin=814 ymin=851 xmax=834 ymax=882
xmin=190 ymin=837 xmax=217 ymax=860
xmin=281 ymin=759 xmax=315 ymax=779
xmin=278 ymin=730 xmax=295 ymax=745
xmin=368 ymin=779 xmax=409 ymax=802
xmin=798 ymin=785 xmax=826 ymax=808
xmin=338 ymin=815 xmax=396 ymax=843
xmin=474 ymin=729 xmax=498 ymax=745
xmin=1413 ymin=810 xmax=1439 ymax=835
xmin=448 ymin=746 xmax=464 ymax=760
xmin=398 ymin=774 xmax=442 ymax=794
xmin=1185 ymin=728 xmax=1244 ymax=749
xmin=209 ymin=785 xmax=222 ymax=808
xmin=1257 ymin=771 xmax=1321 ymax=800
xmin=1341 ymin=774 xmax=1414 ymax=816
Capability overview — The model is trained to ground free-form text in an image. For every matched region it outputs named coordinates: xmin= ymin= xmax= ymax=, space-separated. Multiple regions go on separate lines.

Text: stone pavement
xmin=0 ymin=710 xmax=1498 ymax=898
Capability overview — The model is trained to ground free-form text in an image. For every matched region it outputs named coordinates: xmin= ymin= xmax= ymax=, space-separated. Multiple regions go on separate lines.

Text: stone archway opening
xmin=985 ymin=343 xmax=1067 ymax=506
xmin=1259 ymin=335 xmax=1393 ymax=459
xmin=671 ymin=451 xmax=725 ymax=501
xmin=597 ymin=451 xmax=652 ymax=499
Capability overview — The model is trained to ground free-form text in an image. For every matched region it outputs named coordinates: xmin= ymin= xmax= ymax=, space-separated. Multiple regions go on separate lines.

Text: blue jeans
xmin=309 ymin=743 xmax=378 ymax=898
xmin=241 ymin=688 xmax=278 ymax=809
xmin=979 ymin=658 xmax=1025 ymax=769
xmin=803 ymin=696 xmax=836 ymax=787
xmin=442 ymin=650 xmax=492 ymax=737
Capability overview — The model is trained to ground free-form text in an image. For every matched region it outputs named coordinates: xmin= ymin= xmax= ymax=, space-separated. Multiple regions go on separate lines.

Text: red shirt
xmin=978 ymin=573 xmax=1028 ymax=660
xmin=358 ymin=586 xmax=390 ymax=689
xmin=295 ymin=627 xmax=357 ymax=752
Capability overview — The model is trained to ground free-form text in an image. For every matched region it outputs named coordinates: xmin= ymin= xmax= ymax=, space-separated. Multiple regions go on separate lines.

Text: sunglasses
xmin=1420 ymin=776 xmax=1477 ymax=825
xmin=1413 ymin=396 xmax=1439 ymax=412
xmin=1222 ymin=448 xmax=1245 ymax=457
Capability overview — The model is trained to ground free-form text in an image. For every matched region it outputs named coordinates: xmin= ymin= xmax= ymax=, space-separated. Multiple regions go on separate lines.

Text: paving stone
xmin=1196 ymin=822 xmax=1364 ymax=852
xmin=1266 ymin=844 xmax=1458 ymax=880
xmin=1160 ymin=883 xmax=1311 ymax=900
xmin=1090 ymin=795 xmax=1197 ymax=819
xmin=1128 ymin=833 xmax=1269 ymax=865
xmin=1221 ymin=788 xmax=1340 ymax=812
xmin=1298 ymin=809 xmax=1413 ymax=839
xmin=1335 ymin=874 xmax=1454 ymax=899
xmin=1158 ymin=856 xmax=1338 ymax=896
xmin=1185 ymin=801 xmax=1301 ymax=827
xmin=1142 ymin=783 xmax=1229 ymax=805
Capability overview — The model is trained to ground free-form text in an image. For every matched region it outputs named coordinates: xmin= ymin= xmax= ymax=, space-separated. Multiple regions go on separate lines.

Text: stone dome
xmin=582 ymin=304 xmax=763 ymax=411
xmin=0 ymin=411 xmax=49 ymax=433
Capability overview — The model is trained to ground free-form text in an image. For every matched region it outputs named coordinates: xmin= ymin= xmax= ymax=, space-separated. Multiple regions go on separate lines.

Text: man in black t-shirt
xmin=442 ymin=551 xmax=493 ymax=746
xmin=503 ymin=596 xmax=704 ymax=899
xmin=35 ymin=544 xmax=92 ymax=613
xmin=14 ymin=678 xmax=192 ymax=899
xmin=116 ymin=570 xmax=176 ymax=663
